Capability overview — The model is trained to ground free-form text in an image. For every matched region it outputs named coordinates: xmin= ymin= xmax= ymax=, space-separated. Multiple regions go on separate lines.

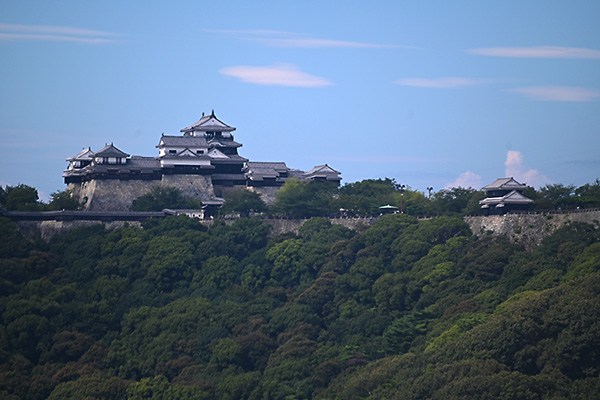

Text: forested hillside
xmin=1 ymin=209 xmax=599 ymax=399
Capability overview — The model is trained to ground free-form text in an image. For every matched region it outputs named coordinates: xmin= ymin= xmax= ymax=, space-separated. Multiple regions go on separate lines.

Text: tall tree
xmin=271 ymin=179 xmax=336 ymax=218
xmin=432 ymin=187 xmax=479 ymax=214
xmin=221 ymin=189 xmax=266 ymax=217
xmin=46 ymin=190 xmax=81 ymax=211
xmin=2 ymin=184 xmax=41 ymax=211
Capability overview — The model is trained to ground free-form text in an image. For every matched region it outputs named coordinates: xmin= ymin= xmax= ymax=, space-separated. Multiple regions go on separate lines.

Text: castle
xmin=64 ymin=111 xmax=341 ymax=211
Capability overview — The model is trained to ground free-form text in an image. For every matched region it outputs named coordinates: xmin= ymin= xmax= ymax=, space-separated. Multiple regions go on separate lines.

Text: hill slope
xmin=0 ymin=214 xmax=599 ymax=399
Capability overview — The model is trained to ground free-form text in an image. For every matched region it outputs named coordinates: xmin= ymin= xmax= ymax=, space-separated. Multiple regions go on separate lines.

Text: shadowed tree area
xmin=132 ymin=186 xmax=203 ymax=211
xmin=1 ymin=180 xmax=600 ymax=399
xmin=221 ymin=189 xmax=267 ymax=217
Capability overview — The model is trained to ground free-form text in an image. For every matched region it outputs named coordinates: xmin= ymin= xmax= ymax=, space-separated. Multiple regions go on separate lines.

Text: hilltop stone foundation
xmin=68 ymin=175 xmax=216 ymax=211
xmin=464 ymin=210 xmax=600 ymax=249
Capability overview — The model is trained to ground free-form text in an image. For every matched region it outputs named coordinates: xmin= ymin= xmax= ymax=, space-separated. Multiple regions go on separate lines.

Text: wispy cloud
xmin=219 ymin=63 xmax=333 ymax=87
xmin=0 ymin=22 xmax=119 ymax=44
xmin=510 ymin=86 xmax=600 ymax=102
xmin=467 ymin=46 xmax=600 ymax=59
xmin=396 ymin=77 xmax=487 ymax=88
xmin=328 ymin=155 xmax=452 ymax=163
xmin=505 ymin=150 xmax=551 ymax=188
xmin=206 ymin=29 xmax=295 ymax=36
xmin=206 ymin=29 xmax=402 ymax=49
xmin=256 ymin=37 xmax=400 ymax=49
xmin=445 ymin=171 xmax=482 ymax=189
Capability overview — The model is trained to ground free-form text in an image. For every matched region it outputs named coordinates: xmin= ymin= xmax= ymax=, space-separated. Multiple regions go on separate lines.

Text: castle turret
xmin=479 ymin=177 xmax=533 ymax=215
xmin=180 ymin=110 xmax=236 ymax=137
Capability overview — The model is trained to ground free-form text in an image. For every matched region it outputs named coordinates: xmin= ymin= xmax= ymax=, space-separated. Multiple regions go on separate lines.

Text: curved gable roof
xmin=180 ymin=110 xmax=235 ymax=133
xmin=94 ymin=143 xmax=129 ymax=158
xmin=482 ymin=177 xmax=527 ymax=191
xmin=67 ymin=147 xmax=94 ymax=161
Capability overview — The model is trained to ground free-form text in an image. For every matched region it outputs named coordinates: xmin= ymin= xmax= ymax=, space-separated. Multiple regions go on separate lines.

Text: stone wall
xmin=161 ymin=175 xmax=215 ymax=201
xmin=16 ymin=220 xmax=142 ymax=242
xmin=248 ymin=187 xmax=280 ymax=205
xmin=252 ymin=217 xmax=376 ymax=236
xmin=214 ymin=184 xmax=249 ymax=199
xmin=69 ymin=175 xmax=215 ymax=211
xmin=464 ymin=210 xmax=600 ymax=249
xmin=14 ymin=210 xmax=600 ymax=246
xmin=15 ymin=216 xmax=377 ymax=242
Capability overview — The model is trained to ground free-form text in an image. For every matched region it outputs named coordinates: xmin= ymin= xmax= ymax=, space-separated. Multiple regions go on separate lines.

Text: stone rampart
xmin=263 ymin=217 xmax=376 ymax=236
xmin=69 ymin=175 xmax=215 ymax=211
xmin=161 ymin=175 xmax=215 ymax=200
xmin=247 ymin=187 xmax=280 ymax=205
xmin=16 ymin=220 xmax=142 ymax=242
xmin=465 ymin=209 xmax=600 ymax=249
xmin=10 ymin=209 xmax=600 ymax=246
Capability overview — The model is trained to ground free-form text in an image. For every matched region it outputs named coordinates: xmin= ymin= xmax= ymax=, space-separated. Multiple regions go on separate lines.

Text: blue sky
xmin=1 ymin=1 xmax=599 ymax=200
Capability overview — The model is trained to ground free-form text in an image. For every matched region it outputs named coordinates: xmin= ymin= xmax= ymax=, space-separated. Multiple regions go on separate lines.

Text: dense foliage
xmin=132 ymin=186 xmax=203 ymax=211
xmin=221 ymin=190 xmax=267 ymax=218
xmin=1 ymin=201 xmax=599 ymax=398
xmin=268 ymin=178 xmax=600 ymax=217
xmin=0 ymin=185 xmax=81 ymax=211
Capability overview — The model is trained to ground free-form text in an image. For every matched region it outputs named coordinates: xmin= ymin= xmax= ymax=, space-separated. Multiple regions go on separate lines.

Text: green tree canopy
xmin=46 ymin=189 xmax=81 ymax=211
xmin=431 ymin=187 xmax=480 ymax=215
xmin=270 ymin=179 xmax=337 ymax=218
xmin=2 ymin=184 xmax=41 ymax=211
xmin=132 ymin=186 xmax=203 ymax=211
xmin=2 ymin=181 xmax=600 ymax=400
xmin=221 ymin=189 xmax=266 ymax=217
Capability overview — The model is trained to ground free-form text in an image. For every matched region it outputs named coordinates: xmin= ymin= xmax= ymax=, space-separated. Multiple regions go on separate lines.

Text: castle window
xmin=169 ymin=150 xmax=177 ymax=154
xmin=197 ymin=150 xmax=204 ymax=155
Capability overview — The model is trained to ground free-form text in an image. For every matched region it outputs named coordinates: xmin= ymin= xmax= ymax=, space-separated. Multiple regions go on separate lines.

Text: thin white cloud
xmin=255 ymin=37 xmax=399 ymax=49
xmin=0 ymin=22 xmax=119 ymax=43
xmin=510 ymin=86 xmax=600 ymax=102
xmin=328 ymin=155 xmax=452 ymax=163
xmin=0 ymin=33 xmax=114 ymax=44
xmin=219 ymin=63 xmax=333 ymax=87
xmin=445 ymin=171 xmax=482 ymax=189
xmin=204 ymin=29 xmax=296 ymax=36
xmin=396 ymin=77 xmax=486 ymax=88
xmin=206 ymin=28 xmax=402 ymax=49
xmin=467 ymin=46 xmax=600 ymax=59
xmin=505 ymin=150 xmax=551 ymax=188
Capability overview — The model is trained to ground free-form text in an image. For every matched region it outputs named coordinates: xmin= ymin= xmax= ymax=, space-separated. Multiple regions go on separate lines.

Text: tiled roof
xmin=246 ymin=162 xmax=289 ymax=171
xmin=244 ymin=162 xmax=291 ymax=180
xmin=158 ymin=136 xmax=209 ymax=147
xmin=207 ymin=138 xmax=242 ymax=148
xmin=158 ymin=135 xmax=241 ymax=148
xmin=480 ymin=190 xmax=534 ymax=205
xmin=180 ymin=110 xmax=236 ymax=133
xmin=482 ymin=177 xmax=527 ymax=191
xmin=67 ymin=147 xmax=94 ymax=161
xmin=93 ymin=144 xmax=130 ymax=158
xmin=128 ymin=156 xmax=161 ymax=168
xmin=304 ymin=164 xmax=341 ymax=179
xmin=210 ymin=154 xmax=248 ymax=163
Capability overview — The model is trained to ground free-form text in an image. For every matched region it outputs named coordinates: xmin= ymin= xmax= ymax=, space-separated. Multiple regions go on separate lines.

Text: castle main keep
xmin=64 ymin=111 xmax=341 ymax=211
